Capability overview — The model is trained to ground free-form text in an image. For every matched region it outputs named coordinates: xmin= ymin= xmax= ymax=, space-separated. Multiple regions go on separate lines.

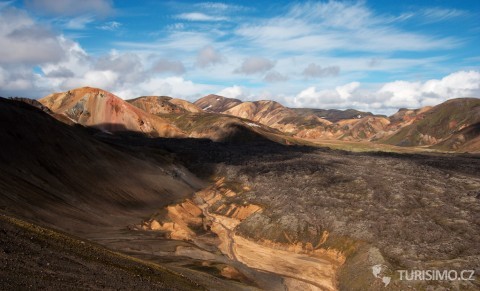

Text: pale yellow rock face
xmin=143 ymin=177 xmax=345 ymax=291
xmin=224 ymin=100 xmax=297 ymax=128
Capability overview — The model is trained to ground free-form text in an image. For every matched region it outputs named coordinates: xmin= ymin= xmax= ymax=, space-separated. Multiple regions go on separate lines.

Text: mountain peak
xmin=127 ymin=95 xmax=202 ymax=114
xmin=194 ymin=94 xmax=243 ymax=112
xmin=39 ymin=88 xmax=184 ymax=137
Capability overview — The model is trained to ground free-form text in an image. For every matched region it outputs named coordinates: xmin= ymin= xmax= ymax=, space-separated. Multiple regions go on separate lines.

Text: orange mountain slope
xmin=40 ymin=87 xmax=185 ymax=137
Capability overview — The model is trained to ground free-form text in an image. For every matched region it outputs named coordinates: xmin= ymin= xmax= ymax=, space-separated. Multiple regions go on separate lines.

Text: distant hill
xmin=128 ymin=96 xmax=203 ymax=114
xmin=129 ymin=95 xmax=297 ymax=144
xmin=194 ymin=94 xmax=480 ymax=152
xmin=40 ymin=87 xmax=184 ymax=137
xmin=196 ymin=95 xmax=331 ymax=135
xmin=193 ymin=94 xmax=392 ymax=142
xmin=194 ymin=94 xmax=242 ymax=112
xmin=383 ymin=98 xmax=480 ymax=151
xmin=291 ymin=108 xmax=376 ymax=122
xmin=36 ymin=87 xmax=480 ymax=152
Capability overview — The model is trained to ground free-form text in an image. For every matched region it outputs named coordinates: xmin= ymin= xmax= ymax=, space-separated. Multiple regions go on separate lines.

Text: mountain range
xmin=1 ymin=87 xmax=480 ymax=290
xmin=37 ymin=87 xmax=480 ymax=152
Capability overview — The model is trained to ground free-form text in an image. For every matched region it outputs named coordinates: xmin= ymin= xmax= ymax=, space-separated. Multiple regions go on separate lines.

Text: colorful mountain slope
xmin=194 ymin=94 xmax=242 ymax=112
xmin=40 ymin=87 xmax=184 ymax=137
xmin=128 ymin=96 xmax=202 ymax=114
xmin=291 ymin=108 xmax=376 ymax=122
xmin=383 ymin=98 xmax=480 ymax=150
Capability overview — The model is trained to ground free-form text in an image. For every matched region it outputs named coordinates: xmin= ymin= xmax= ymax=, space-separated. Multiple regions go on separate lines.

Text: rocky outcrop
xmin=142 ymin=177 xmax=346 ymax=290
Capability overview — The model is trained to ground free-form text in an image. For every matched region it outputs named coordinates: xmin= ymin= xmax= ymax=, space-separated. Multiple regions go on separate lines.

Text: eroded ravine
xmin=141 ymin=178 xmax=345 ymax=291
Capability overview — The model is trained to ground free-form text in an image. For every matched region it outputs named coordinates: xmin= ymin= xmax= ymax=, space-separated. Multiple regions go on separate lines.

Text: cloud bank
xmin=293 ymin=71 xmax=480 ymax=113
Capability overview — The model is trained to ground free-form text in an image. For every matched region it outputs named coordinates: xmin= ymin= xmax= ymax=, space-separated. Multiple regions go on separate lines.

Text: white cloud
xmin=234 ymin=57 xmax=275 ymax=75
xmin=295 ymin=82 xmax=361 ymax=107
xmin=97 ymin=21 xmax=121 ymax=31
xmin=288 ymin=1 xmax=373 ymax=30
xmin=422 ymin=8 xmax=465 ymax=22
xmin=176 ymin=12 xmax=227 ymax=22
xmin=236 ymin=18 xmax=312 ymax=42
xmin=63 ymin=70 xmax=119 ymax=90
xmin=94 ymin=52 xmax=145 ymax=83
xmin=235 ymin=1 xmax=460 ymax=53
xmin=263 ymin=71 xmax=288 ymax=83
xmin=195 ymin=2 xmax=248 ymax=12
xmin=1 ymin=2 xmax=477 ymax=116
xmin=45 ymin=66 xmax=75 ymax=78
xmin=0 ymin=8 xmax=65 ymax=64
xmin=64 ymin=15 xmax=94 ymax=29
xmin=25 ymin=0 xmax=114 ymax=16
xmin=337 ymin=82 xmax=361 ymax=100
xmin=217 ymin=85 xmax=248 ymax=99
xmin=0 ymin=65 xmax=39 ymax=95
xmin=116 ymin=31 xmax=212 ymax=53
xmin=114 ymin=77 xmax=215 ymax=101
xmin=40 ymin=36 xmax=91 ymax=78
xmin=302 ymin=63 xmax=340 ymax=78
xmin=151 ymin=59 xmax=185 ymax=75
xmin=196 ymin=45 xmax=223 ymax=68
xmin=96 ymin=52 xmax=140 ymax=73
xmin=293 ymin=71 xmax=480 ymax=113
xmin=380 ymin=70 xmax=480 ymax=108
xmin=166 ymin=23 xmax=185 ymax=30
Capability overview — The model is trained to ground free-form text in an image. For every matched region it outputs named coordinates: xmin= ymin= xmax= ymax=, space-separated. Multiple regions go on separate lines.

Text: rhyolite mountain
xmin=383 ymin=98 xmax=480 ymax=150
xmin=193 ymin=93 xmax=480 ymax=152
xmin=195 ymin=95 xmax=332 ymax=135
xmin=128 ymin=95 xmax=203 ymax=114
xmin=194 ymin=94 xmax=243 ymax=112
xmin=291 ymin=108 xmax=377 ymax=122
xmin=33 ymin=87 xmax=480 ymax=152
xmin=40 ymin=87 xmax=185 ymax=137
xmin=130 ymin=95 xmax=297 ymax=144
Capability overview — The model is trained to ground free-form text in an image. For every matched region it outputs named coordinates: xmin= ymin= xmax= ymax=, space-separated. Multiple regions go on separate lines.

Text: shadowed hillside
xmin=384 ymin=98 xmax=480 ymax=150
xmin=0 ymin=97 xmax=202 ymax=231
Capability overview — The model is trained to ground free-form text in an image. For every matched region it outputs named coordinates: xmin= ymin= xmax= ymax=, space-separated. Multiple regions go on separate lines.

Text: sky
xmin=0 ymin=0 xmax=479 ymax=114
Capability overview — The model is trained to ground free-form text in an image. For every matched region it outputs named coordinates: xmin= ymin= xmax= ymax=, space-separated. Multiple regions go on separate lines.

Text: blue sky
xmin=0 ymin=0 xmax=479 ymax=113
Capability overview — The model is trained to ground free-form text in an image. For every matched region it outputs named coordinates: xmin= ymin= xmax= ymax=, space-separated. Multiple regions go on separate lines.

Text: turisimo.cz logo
xmin=372 ymin=264 xmax=476 ymax=288
xmin=398 ymin=269 xmax=475 ymax=281
xmin=372 ymin=264 xmax=391 ymax=287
